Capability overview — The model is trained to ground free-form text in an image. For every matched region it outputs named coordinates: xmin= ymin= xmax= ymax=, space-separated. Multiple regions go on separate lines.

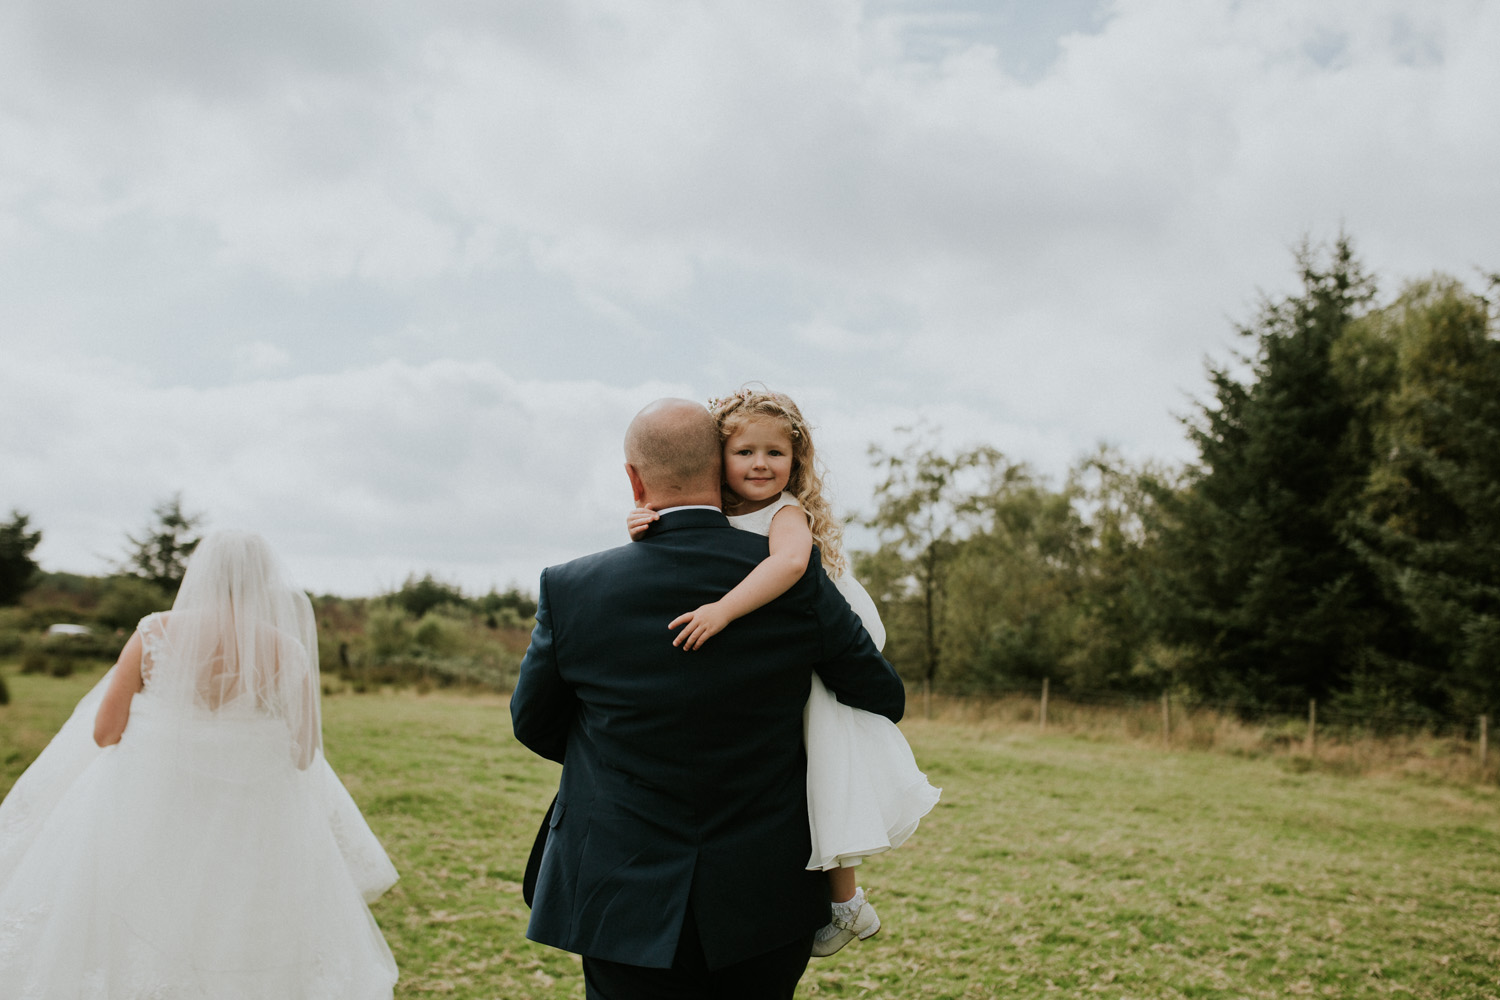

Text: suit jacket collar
xmin=645 ymin=508 xmax=731 ymax=537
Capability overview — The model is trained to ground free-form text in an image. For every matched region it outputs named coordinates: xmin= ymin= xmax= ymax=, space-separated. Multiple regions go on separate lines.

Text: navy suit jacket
xmin=510 ymin=508 xmax=905 ymax=970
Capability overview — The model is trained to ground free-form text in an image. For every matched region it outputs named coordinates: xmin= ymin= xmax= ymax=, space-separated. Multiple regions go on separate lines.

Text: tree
xmin=863 ymin=431 xmax=1010 ymax=715
xmin=1062 ymin=448 xmax=1178 ymax=694
xmin=1338 ymin=276 xmax=1500 ymax=718
xmin=947 ymin=467 xmax=1085 ymax=694
xmin=0 ymin=509 xmax=43 ymax=606
xmin=1153 ymin=238 xmax=1393 ymax=712
xmin=120 ymin=494 xmax=204 ymax=595
xmin=390 ymin=573 xmax=468 ymax=619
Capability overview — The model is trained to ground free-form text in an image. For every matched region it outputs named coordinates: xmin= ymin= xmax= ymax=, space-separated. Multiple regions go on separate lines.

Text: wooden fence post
xmin=1039 ymin=677 xmax=1049 ymax=733
xmin=1481 ymin=715 xmax=1489 ymax=776
xmin=1161 ymin=691 xmax=1171 ymax=748
xmin=1307 ymin=699 xmax=1317 ymax=758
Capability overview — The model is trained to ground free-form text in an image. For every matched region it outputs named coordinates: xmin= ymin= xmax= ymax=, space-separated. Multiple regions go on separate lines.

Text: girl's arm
xmin=94 ymin=631 xmax=145 ymax=747
xmin=670 ymin=506 xmax=813 ymax=650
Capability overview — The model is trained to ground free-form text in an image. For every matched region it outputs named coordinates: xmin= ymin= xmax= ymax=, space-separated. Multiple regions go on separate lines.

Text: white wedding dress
xmin=0 ymin=533 xmax=398 ymax=999
xmin=728 ymin=494 xmax=940 ymax=871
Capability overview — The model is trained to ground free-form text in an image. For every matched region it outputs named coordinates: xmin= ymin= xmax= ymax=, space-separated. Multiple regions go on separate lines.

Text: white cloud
xmin=1 ymin=0 xmax=1496 ymax=593
xmin=232 ymin=340 xmax=292 ymax=375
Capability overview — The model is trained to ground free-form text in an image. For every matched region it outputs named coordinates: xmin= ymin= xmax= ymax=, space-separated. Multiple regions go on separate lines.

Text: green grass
xmin=4 ymin=663 xmax=1499 ymax=998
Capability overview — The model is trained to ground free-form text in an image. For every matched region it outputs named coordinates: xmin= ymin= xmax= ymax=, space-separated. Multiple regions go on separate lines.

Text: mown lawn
xmin=3 ymin=664 xmax=1498 ymax=999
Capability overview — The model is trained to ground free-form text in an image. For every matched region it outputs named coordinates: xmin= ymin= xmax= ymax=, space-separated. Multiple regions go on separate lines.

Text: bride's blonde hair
xmin=709 ymin=386 xmax=846 ymax=576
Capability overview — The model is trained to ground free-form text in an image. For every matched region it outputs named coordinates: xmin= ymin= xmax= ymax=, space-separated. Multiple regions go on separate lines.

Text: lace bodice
xmin=136 ymin=612 xmax=167 ymax=686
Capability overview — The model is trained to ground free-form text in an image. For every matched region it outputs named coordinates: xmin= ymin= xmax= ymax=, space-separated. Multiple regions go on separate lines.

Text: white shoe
xmin=811 ymin=887 xmax=880 ymax=957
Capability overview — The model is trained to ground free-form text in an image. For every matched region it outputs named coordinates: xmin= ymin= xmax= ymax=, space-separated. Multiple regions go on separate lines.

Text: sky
xmin=2 ymin=0 xmax=1496 ymax=597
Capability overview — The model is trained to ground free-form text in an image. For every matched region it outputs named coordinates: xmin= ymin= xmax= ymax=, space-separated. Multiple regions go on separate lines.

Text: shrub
xmin=19 ymin=647 xmax=48 ymax=674
xmin=42 ymin=630 xmax=125 ymax=664
xmin=365 ymin=606 xmax=411 ymax=662
xmin=413 ymin=612 xmax=463 ymax=656
xmin=95 ymin=577 xmax=171 ymax=631
xmin=0 ymin=672 xmax=9 ymax=705
xmin=391 ymin=573 xmax=468 ymax=619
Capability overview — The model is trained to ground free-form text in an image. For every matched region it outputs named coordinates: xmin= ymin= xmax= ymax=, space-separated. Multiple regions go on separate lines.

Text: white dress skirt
xmin=728 ymin=494 xmax=941 ymax=871
xmin=0 ymin=661 xmax=398 ymax=997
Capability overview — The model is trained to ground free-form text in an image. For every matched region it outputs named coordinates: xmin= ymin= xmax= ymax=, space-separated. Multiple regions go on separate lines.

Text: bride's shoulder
xmin=135 ymin=611 xmax=174 ymax=655
xmin=136 ymin=610 xmax=175 ymax=632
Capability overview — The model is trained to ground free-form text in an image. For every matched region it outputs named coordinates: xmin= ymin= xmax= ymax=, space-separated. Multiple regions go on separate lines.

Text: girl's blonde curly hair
xmin=709 ymin=386 xmax=847 ymax=576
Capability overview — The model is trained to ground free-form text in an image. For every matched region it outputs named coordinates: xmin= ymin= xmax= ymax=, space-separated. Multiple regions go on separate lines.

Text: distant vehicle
xmin=45 ymin=624 xmax=93 ymax=638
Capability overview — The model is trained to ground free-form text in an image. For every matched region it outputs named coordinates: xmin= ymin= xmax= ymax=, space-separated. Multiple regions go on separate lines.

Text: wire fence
xmin=959 ymin=679 xmax=1492 ymax=736
xmin=920 ymin=678 xmax=1494 ymax=781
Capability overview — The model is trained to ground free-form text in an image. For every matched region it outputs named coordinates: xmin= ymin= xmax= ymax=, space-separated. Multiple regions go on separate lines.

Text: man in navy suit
xmin=511 ymin=398 xmax=905 ymax=999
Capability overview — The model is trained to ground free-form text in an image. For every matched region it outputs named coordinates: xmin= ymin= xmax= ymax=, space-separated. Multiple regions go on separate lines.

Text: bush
xmin=11 ymin=604 xmax=86 ymax=631
xmin=413 ymin=612 xmax=464 ymax=656
xmin=0 ymin=672 xmax=9 ymax=705
xmin=95 ymin=576 xmax=170 ymax=631
xmin=19 ymin=647 xmax=47 ymax=674
xmin=391 ymin=573 xmax=468 ymax=619
xmin=478 ymin=587 xmax=538 ymax=622
xmin=42 ymin=630 xmax=125 ymax=664
xmin=365 ymin=606 xmax=411 ymax=663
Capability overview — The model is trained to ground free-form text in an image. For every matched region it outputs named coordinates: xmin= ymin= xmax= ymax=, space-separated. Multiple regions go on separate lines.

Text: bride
xmin=0 ymin=530 xmax=399 ymax=998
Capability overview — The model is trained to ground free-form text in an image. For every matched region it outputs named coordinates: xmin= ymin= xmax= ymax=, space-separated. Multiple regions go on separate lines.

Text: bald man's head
xmin=624 ymin=398 xmax=722 ymax=507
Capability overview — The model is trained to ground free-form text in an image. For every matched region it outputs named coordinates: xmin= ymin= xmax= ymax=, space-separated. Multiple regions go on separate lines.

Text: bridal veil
xmin=144 ymin=529 xmax=322 ymax=771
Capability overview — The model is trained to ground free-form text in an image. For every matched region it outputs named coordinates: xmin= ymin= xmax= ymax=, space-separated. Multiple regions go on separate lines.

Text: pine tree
xmin=120 ymin=494 xmax=204 ymax=595
xmin=1342 ymin=278 xmax=1500 ymax=717
xmin=0 ymin=510 xmax=42 ymax=606
xmin=1154 ymin=238 xmax=1391 ymax=711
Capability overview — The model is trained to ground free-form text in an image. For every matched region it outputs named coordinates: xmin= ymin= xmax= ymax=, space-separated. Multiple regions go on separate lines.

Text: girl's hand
xmin=669 ymin=603 xmax=733 ymax=650
xmin=627 ymin=507 xmax=659 ymax=541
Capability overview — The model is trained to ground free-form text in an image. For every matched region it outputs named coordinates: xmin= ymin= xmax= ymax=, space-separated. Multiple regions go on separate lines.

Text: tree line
xmin=860 ymin=238 xmax=1498 ymax=725
xmin=0 ymin=498 xmax=536 ymax=692
xmin=4 ymin=238 xmax=1496 ymax=721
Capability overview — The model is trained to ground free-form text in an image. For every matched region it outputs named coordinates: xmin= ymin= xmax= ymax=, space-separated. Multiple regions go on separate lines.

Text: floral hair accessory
xmin=709 ymin=385 xmax=806 ymax=439
xmin=707 ymin=388 xmax=755 ymax=414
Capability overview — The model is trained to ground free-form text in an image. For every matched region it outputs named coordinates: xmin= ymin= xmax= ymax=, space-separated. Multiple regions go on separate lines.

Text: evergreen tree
xmin=1154 ymin=239 xmax=1391 ymax=711
xmin=0 ymin=510 xmax=43 ymax=606
xmin=1340 ymin=277 xmax=1500 ymax=717
xmin=120 ymin=494 xmax=204 ymax=595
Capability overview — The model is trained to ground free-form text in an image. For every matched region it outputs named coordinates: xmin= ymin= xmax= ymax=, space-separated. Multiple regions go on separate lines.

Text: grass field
xmin=3 ymin=664 xmax=1498 ymax=999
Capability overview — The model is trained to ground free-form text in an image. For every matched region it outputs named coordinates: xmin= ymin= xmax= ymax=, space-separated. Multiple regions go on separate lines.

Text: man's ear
xmin=625 ymin=463 xmax=647 ymax=506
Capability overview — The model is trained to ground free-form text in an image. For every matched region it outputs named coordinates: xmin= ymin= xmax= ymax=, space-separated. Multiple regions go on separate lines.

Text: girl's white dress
xmin=728 ymin=493 xmax=940 ymax=871
xmin=0 ymin=615 xmax=399 ymax=999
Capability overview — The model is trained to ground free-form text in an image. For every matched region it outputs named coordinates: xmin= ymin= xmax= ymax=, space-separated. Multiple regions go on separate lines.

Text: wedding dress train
xmin=0 ymin=532 xmax=398 ymax=999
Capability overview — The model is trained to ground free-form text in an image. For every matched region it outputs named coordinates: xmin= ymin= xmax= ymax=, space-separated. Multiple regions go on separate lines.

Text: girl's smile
xmin=723 ymin=417 xmax=794 ymax=509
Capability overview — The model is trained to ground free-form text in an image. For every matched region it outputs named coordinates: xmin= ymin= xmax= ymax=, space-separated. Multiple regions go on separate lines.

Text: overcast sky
xmin=2 ymin=0 xmax=1496 ymax=596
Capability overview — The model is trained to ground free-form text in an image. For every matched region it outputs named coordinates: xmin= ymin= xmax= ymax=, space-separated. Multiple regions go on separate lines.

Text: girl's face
xmin=723 ymin=416 xmax=795 ymax=506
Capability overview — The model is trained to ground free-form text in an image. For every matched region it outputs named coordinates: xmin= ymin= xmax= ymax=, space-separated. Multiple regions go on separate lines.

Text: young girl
xmin=629 ymin=386 xmax=940 ymax=958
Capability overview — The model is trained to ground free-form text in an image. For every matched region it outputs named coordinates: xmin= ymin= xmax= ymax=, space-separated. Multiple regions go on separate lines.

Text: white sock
xmin=831 ymin=887 xmax=864 ymax=918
